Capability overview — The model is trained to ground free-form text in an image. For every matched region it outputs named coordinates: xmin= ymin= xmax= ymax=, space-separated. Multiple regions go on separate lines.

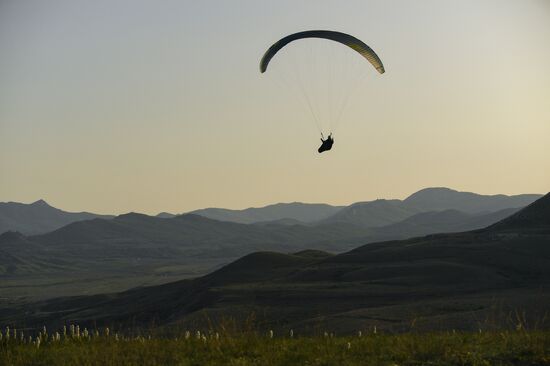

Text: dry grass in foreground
xmin=1 ymin=326 xmax=549 ymax=366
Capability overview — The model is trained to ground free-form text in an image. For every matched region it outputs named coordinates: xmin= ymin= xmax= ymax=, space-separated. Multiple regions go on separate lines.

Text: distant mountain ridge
xmin=320 ymin=199 xmax=421 ymax=227
xmin=2 ymin=188 xmax=541 ymax=234
xmin=5 ymin=193 xmax=548 ymax=332
xmin=403 ymin=187 xmax=542 ymax=213
xmin=190 ymin=188 xmax=542 ymax=227
xmin=0 ymin=200 xmax=113 ymax=235
xmin=0 ymin=195 xmax=542 ymax=300
xmin=0 ymin=187 xmax=543 ymax=301
xmin=363 ymin=207 xmax=521 ymax=242
xmin=189 ymin=202 xmax=344 ymax=224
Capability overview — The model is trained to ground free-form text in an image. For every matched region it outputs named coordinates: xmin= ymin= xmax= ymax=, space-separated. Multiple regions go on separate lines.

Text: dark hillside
xmin=488 ymin=192 xmax=550 ymax=232
xmin=3 ymin=194 xmax=549 ymax=332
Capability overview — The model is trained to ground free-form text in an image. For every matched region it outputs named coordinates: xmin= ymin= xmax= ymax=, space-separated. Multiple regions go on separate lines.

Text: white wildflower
xmin=324 ymin=332 xmax=328 ymax=338
xmin=269 ymin=330 xmax=274 ymax=339
xmin=36 ymin=337 xmax=41 ymax=349
xmin=347 ymin=342 xmax=351 ymax=350
xmin=105 ymin=327 xmax=110 ymax=337
xmin=201 ymin=335 xmax=207 ymax=343
xmin=196 ymin=330 xmax=201 ymax=340
xmin=373 ymin=326 xmax=377 ymax=334
xmin=358 ymin=330 xmax=362 ymax=338
xmin=215 ymin=332 xmax=219 ymax=340
xmin=289 ymin=329 xmax=294 ymax=338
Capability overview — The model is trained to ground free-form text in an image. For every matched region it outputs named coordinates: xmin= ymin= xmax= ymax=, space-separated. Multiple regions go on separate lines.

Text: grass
xmin=1 ymin=327 xmax=549 ymax=366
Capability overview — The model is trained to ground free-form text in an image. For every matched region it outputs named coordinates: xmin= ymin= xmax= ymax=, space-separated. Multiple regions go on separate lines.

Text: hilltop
xmin=0 ymin=199 xmax=113 ymax=235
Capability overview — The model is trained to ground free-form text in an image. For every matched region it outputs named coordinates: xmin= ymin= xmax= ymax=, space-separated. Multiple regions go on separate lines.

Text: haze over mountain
xmin=0 ymin=188 xmax=543 ymax=300
xmin=190 ymin=188 xmax=542 ymax=227
xmin=403 ymin=187 xmax=542 ymax=213
xmin=1 ymin=188 xmax=540 ymax=235
xmin=189 ymin=202 xmax=343 ymax=224
xmin=0 ymin=212 xmax=371 ymax=299
xmin=366 ymin=207 xmax=521 ymax=240
xmin=4 ymin=193 xmax=548 ymax=333
xmin=320 ymin=199 xmax=421 ymax=227
xmin=0 ymin=200 xmax=113 ymax=235
xmin=156 ymin=212 xmax=177 ymax=219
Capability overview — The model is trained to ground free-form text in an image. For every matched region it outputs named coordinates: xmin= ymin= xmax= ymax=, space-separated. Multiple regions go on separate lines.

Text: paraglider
xmin=318 ymin=133 xmax=334 ymax=153
xmin=259 ymin=30 xmax=384 ymax=154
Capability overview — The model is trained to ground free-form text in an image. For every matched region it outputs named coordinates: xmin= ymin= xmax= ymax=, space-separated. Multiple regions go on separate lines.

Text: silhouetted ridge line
xmin=488 ymin=192 xmax=550 ymax=231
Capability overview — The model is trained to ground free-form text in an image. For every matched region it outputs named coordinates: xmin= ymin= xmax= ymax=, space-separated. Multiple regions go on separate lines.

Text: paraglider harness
xmin=318 ymin=133 xmax=334 ymax=153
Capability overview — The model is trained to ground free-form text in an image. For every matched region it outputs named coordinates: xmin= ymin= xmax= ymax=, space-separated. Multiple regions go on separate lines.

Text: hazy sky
xmin=1 ymin=0 xmax=549 ymax=214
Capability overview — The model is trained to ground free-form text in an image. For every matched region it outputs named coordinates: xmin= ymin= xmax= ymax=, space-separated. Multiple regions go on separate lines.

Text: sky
xmin=1 ymin=0 xmax=549 ymax=215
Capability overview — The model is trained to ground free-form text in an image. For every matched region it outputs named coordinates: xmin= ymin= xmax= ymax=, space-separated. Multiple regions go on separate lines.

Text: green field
xmin=1 ymin=327 xmax=549 ymax=366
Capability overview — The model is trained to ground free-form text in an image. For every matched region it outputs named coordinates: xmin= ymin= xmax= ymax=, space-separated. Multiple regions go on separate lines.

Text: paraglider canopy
xmin=260 ymin=30 xmax=385 ymax=75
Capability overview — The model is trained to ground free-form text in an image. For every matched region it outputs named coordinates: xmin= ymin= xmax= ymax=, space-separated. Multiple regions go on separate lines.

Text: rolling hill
xmin=3 ymin=193 xmax=548 ymax=333
xmin=0 ymin=190 xmax=540 ymax=301
xmin=0 ymin=212 xmax=371 ymax=299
